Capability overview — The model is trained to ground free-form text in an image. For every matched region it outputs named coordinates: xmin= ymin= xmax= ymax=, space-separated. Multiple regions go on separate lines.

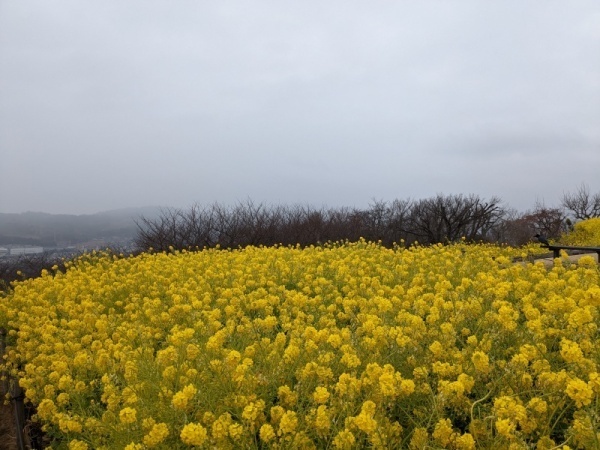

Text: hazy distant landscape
xmin=0 ymin=207 xmax=163 ymax=248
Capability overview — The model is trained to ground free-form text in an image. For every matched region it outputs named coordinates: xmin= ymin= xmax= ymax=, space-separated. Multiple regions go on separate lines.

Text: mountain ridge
xmin=0 ymin=206 xmax=165 ymax=246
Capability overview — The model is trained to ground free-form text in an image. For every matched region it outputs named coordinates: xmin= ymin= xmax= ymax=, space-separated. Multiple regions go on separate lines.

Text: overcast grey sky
xmin=1 ymin=1 xmax=599 ymax=215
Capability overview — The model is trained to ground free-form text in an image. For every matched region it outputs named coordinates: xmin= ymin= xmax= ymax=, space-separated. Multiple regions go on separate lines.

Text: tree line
xmin=134 ymin=184 xmax=600 ymax=252
xmin=1 ymin=184 xmax=599 ymax=291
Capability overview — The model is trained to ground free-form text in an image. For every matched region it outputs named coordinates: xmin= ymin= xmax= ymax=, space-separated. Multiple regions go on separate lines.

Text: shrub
xmin=560 ymin=217 xmax=600 ymax=246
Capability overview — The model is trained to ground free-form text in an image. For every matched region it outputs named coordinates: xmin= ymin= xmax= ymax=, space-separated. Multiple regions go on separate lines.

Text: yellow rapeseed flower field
xmin=0 ymin=241 xmax=598 ymax=449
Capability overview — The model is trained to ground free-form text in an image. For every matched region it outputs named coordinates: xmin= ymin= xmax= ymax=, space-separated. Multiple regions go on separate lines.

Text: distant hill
xmin=0 ymin=207 xmax=164 ymax=246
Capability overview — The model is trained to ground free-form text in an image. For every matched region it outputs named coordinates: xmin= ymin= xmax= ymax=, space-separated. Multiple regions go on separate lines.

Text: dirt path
xmin=532 ymin=251 xmax=599 ymax=268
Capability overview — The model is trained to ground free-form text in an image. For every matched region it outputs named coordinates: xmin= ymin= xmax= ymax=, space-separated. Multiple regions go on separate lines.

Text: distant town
xmin=0 ymin=237 xmax=136 ymax=259
xmin=0 ymin=207 xmax=162 ymax=258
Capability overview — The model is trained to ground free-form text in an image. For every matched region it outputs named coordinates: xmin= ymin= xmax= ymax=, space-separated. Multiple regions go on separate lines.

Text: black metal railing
xmin=543 ymin=244 xmax=600 ymax=260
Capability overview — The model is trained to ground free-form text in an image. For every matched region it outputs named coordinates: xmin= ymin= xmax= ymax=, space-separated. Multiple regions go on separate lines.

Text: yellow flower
xmin=353 ymin=400 xmax=377 ymax=434
xmin=565 ymin=378 xmax=593 ymax=407
xmin=119 ymin=407 xmax=137 ymax=424
xmin=37 ymin=399 xmax=57 ymax=421
xmin=278 ymin=410 xmax=298 ymax=435
xmin=57 ymin=392 xmax=70 ymax=406
xmin=259 ymin=424 xmax=276 ymax=442
xmin=313 ymin=386 xmax=330 ymax=404
xmin=180 ymin=422 xmax=208 ymax=446
xmin=432 ymin=418 xmax=454 ymax=446
xmin=495 ymin=418 xmax=515 ymax=438
xmin=560 ymin=339 xmax=584 ymax=364
xmin=242 ymin=401 xmax=261 ymax=420
xmin=409 ymin=428 xmax=429 ymax=449
xmin=172 ymin=384 xmax=197 ymax=411
xmin=211 ymin=413 xmax=232 ymax=440
xmin=528 ymin=397 xmax=547 ymax=414
xmin=454 ymin=433 xmax=476 ymax=450
xmin=340 ymin=352 xmax=361 ymax=368
xmin=228 ymin=422 xmax=243 ymax=440
xmin=143 ymin=423 xmax=169 ymax=447
xmin=68 ymin=440 xmax=88 ymax=450
xmin=429 ymin=340 xmax=444 ymax=357
xmin=124 ymin=444 xmax=143 ymax=450
xmin=314 ymin=405 xmax=331 ymax=434
xmin=270 ymin=406 xmax=285 ymax=424
xmin=277 ymin=385 xmax=298 ymax=407
xmin=332 ymin=429 xmax=356 ymax=450
xmin=471 ymin=351 xmax=490 ymax=374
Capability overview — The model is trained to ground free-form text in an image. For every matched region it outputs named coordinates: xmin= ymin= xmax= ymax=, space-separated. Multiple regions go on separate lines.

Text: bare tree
xmin=489 ymin=208 xmax=534 ymax=246
xmin=405 ymin=194 xmax=505 ymax=244
xmin=134 ymin=195 xmax=509 ymax=252
xmin=562 ymin=183 xmax=600 ymax=221
xmin=520 ymin=200 xmax=567 ymax=241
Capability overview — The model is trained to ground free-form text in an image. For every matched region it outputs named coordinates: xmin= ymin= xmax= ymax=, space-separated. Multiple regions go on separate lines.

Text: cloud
xmin=0 ymin=0 xmax=599 ymax=214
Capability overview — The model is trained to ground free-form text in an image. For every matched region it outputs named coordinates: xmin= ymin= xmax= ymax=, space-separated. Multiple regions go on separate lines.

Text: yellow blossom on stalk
xmin=588 ymin=372 xmax=600 ymax=393
xmin=340 ymin=351 xmax=361 ymax=368
xmin=409 ymin=428 xmax=429 ymax=449
xmin=277 ymin=385 xmax=298 ymax=407
xmin=228 ymin=422 xmax=244 ymax=440
xmin=378 ymin=370 xmax=396 ymax=397
xmin=571 ymin=411 xmax=597 ymax=448
xmin=495 ymin=418 xmax=515 ymax=438
xmin=211 ymin=413 xmax=233 ymax=440
xmin=429 ymin=340 xmax=444 ymax=357
xmin=270 ymin=406 xmax=285 ymax=425
xmin=186 ymin=343 xmax=200 ymax=359
xmin=278 ymin=410 xmax=298 ymax=435
xmin=471 ymin=351 xmax=491 ymax=374
xmin=259 ymin=424 xmax=276 ymax=443
xmin=353 ymin=400 xmax=377 ymax=434
xmin=314 ymin=405 xmax=331 ymax=434
xmin=528 ymin=397 xmax=548 ymax=414
xmin=283 ymin=344 xmax=300 ymax=363
xmin=313 ymin=386 xmax=330 ymax=404
xmin=332 ymin=429 xmax=356 ymax=450
xmin=399 ymin=378 xmax=416 ymax=395
xmin=180 ymin=422 xmax=208 ymax=446
xmin=565 ymin=378 xmax=594 ymax=407
xmin=68 ymin=440 xmax=88 ymax=450
xmin=560 ymin=339 xmax=584 ymax=364
xmin=58 ymin=415 xmax=83 ymax=433
xmin=454 ymin=433 xmax=476 ymax=450
xmin=142 ymin=422 xmax=169 ymax=447
xmin=36 ymin=399 xmax=57 ymax=421
xmin=124 ymin=444 xmax=143 ymax=450
xmin=56 ymin=392 xmax=70 ymax=406
xmin=121 ymin=387 xmax=138 ymax=404
xmin=172 ymin=384 xmax=197 ymax=411
xmin=327 ymin=333 xmax=342 ymax=348
xmin=242 ymin=400 xmax=265 ymax=430
xmin=433 ymin=418 xmax=455 ymax=446
xmin=119 ymin=407 xmax=137 ymax=424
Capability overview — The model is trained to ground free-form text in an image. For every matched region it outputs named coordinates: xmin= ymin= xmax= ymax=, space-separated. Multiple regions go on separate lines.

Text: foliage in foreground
xmin=0 ymin=242 xmax=599 ymax=449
